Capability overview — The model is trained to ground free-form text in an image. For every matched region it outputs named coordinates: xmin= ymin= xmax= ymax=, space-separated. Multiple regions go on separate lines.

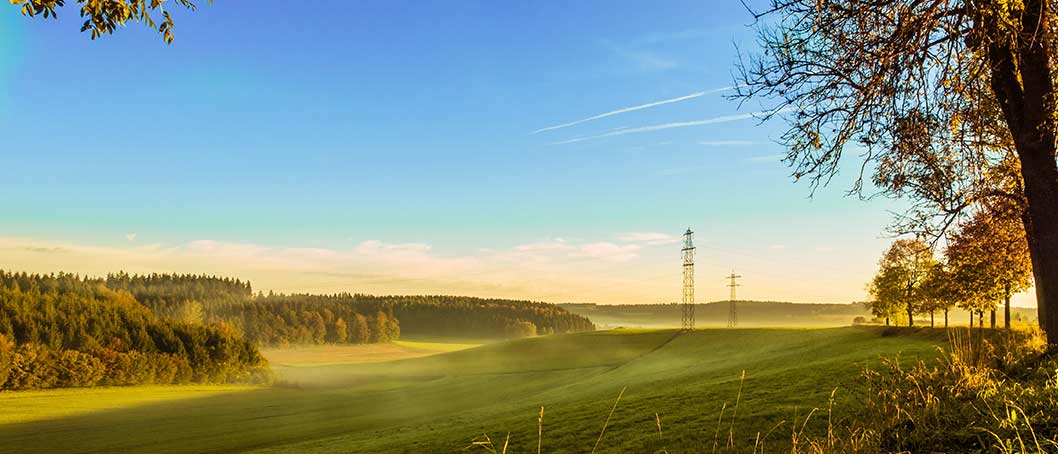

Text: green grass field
xmin=0 ymin=327 xmax=948 ymax=453
xmin=261 ymin=337 xmax=484 ymax=368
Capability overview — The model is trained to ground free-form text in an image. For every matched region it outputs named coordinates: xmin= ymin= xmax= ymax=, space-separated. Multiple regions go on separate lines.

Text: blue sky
xmin=3 ymin=1 xmax=1003 ymax=305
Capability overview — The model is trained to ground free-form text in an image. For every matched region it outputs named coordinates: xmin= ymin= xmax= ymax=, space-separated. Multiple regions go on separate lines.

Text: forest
xmin=0 ymin=272 xmax=269 ymax=390
xmin=0 ymin=270 xmax=595 ymax=390
xmin=103 ymin=272 xmax=594 ymax=344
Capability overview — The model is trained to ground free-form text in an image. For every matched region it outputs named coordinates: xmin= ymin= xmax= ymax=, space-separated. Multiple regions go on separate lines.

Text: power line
xmin=726 ymin=271 xmax=742 ymax=328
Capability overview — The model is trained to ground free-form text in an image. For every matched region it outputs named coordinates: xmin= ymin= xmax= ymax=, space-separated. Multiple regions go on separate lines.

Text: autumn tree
xmin=171 ymin=300 xmax=204 ymax=325
xmin=919 ymin=263 xmax=958 ymax=327
xmin=0 ymin=334 xmax=14 ymax=387
xmin=945 ymin=206 xmax=1034 ymax=328
xmin=351 ymin=314 xmax=370 ymax=344
xmin=333 ymin=318 xmax=348 ymax=344
xmin=868 ymin=266 xmax=904 ymax=326
xmin=11 ymin=0 xmax=205 ymax=43
xmin=868 ymin=239 xmax=937 ymax=326
xmin=737 ymin=0 xmax=1058 ymax=345
xmin=503 ymin=320 xmax=538 ymax=339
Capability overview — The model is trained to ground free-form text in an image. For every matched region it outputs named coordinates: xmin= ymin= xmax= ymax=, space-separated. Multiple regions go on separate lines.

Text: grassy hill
xmin=0 ymin=327 xmax=948 ymax=453
xmin=559 ymin=301 xmax=1040 ymax=328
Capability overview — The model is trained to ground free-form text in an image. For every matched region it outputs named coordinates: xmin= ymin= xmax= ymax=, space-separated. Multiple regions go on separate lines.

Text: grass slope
xmin=0 ymin=327 xmax=946 ymax=453
xmin=261 ymin=337 xmax=484 ymax=368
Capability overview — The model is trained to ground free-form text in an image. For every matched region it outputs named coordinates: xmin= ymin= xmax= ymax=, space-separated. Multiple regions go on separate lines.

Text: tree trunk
xmin=944 ymin=309 xmax=949 ymax=328
xmin=986 ymin=0 xmax=1058 ymax=346
xmin=1014 ymin=127 xmax=1058 ymax=343
xmin=979 ymin=311 xmax=984 ymax=329
xmin=885 ymin=317 xmax=889 ymax=327
xmin=1005 ymin=289 xmax=1012 ymax=330
xmin=970 ymin=311 xmax=973 ymax=327
xmin=990 ymin=309 xmax=996 ymax=329
xmin=930 ymin=311 xmax=935 ymax=328
xmin=907 ymin=305 xmax=914 ymax=327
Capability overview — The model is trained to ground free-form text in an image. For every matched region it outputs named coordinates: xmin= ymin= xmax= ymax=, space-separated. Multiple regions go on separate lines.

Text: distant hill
xmin=558 ymin=301 xmax=1039 ymax=328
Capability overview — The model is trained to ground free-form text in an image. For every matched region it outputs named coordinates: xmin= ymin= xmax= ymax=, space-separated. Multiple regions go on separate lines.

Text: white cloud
xmin=125 ymin=233 xmax=138 ymax=241
xmin=510 ymin=237 xmax=649 ymax=263
xmin=513 ymin=239 xmax=574 ymax=253
xmin=186 ymin=240 xmax=269 ymax=257
xmin=354 ymin=240 xmax=432 ymax=254
xmin=0 ymin=234 xmax=692 ymax=305
xmin=617 ymin=232 xmax=679 ymax=246
xmin=573 ymin=242 xmax=641 ymax=263
xmin=532 ymin=88 xmax=733 ymax=134
xmin=281 ymin=247 xmax=339 ymax=259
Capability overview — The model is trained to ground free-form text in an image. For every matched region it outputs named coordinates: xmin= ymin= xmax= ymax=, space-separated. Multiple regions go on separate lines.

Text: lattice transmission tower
xmin=726 ymin=271 xmax=742 ymax=328
xmin=681 ymin=228 xmax=696 ymax=331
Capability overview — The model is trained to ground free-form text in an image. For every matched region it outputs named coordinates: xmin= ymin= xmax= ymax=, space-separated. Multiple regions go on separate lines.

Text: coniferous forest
xmin=0 ymin=272 xmax=269 ymax=390
xmin=100 ymin=272 xmax=594 ymax=344
xmin=0 ymin=270 xmax=594 ymax=390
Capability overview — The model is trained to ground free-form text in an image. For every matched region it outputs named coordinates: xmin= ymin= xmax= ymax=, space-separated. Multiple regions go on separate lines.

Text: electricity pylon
xmin=681 ymin=228 xmax=696 ymax=331
xmin=726 ymin=271 xmax=741 ymax=328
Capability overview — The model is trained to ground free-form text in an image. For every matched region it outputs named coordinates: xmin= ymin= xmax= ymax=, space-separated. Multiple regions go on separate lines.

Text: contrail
xmin=550 ymin=107 xmax=792 ymax=145
xmin=531 ymin=86 xmax=736 ymax=134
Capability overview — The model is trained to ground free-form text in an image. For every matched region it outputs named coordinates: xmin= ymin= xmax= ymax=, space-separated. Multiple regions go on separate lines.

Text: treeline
xmin=105 ymin=271 xmax=251 ymax=316
xmin=868 ymin=205 xmax=1033 ymax=330
xmin=210 ymin=294 xmax=400 ymax=346
xmin=0 ymin=271 xmax=269 ymax=390
xmin=383 ymin=295 xmax=596 ymax=338
xmin=100 ymin=275 xmax=402 ymax=346
xmin=560 ymin=301 xmax=874 ymax=328
xmin=100 ymin=273 xmax=593 ymax=343
xmin=0 ymin=270 xmax=594 ymax=390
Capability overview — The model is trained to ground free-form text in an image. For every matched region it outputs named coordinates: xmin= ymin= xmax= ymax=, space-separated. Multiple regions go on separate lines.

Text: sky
xmin=0 ymin=1 xmax=1036 ymax=306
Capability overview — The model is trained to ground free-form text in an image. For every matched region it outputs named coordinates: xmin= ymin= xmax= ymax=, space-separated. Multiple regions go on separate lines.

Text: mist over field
xmin=0 ymin=327 xmax=950 ymax=453
xmin=561 ymin=301 xmax=1040 ymax=328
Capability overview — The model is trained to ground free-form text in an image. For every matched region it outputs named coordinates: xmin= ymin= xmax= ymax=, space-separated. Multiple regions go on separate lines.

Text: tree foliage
xmin=0 ymin=269 xmax=595 ymax=388
xmin=737 ymin=0 xmax=1058 ymax=344
xmin=918 ymin=262 xmax=959 ymax=325
xmin=945 ymin=204 xmax=1034 ymax=324
xmin=105 ymin=272 xmax=594 ymax=343
xmin=11 ymin=0 xmax=205 ymax=43
xmin=868 ymin=239 xmax=937 ymax=326
xmin=386 ymin=295 xmax=594 ymax=339
xmin=0 ymin=271 xmax=269 ymax=390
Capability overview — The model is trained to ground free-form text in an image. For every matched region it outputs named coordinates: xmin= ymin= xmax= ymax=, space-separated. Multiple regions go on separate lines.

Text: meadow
xmin=0 ymin=327 xmax=947 ymax=453
xmin=261 ymin=336 xmax=486 ymax=368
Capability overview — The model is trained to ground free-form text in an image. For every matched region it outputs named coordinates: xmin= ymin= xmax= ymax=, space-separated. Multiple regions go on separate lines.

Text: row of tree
xmin=3 ymin=271 xmax=595 ymax=348
xmin=868 ymin=202 xmax=1033 ymax=328
xmin=105 ymin=272 xmax=253 ymax=315
xmin=733 ymin=0 xmax=1058 ymax=345
xmin=96 ymin=273 xmax=594 ymax=343
xmin=374 ymin=295 xmax=595 ymax=339
xmin=0 ymin=273 xmax=270 ymax=390
xmin=209 ymin=295 xmax=401 ymax=346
